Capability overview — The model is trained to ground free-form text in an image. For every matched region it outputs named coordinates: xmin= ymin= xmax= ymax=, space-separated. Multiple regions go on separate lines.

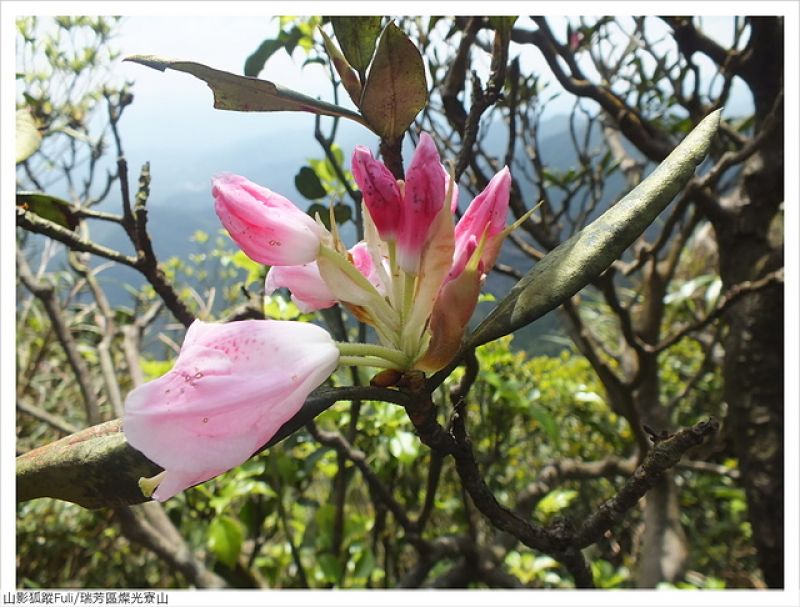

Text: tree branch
xmin=573 ymin=417 xmax=719 ymax=547
xmin=647 ymin=268 xmax=784 ymax=354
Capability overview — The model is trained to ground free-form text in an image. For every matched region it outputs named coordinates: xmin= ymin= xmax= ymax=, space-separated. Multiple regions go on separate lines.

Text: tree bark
xmin=709 ymin=16 xmax=784 ymax=588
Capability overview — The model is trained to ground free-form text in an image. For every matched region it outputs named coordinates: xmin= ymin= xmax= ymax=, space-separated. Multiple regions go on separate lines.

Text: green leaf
xmin=389 ymin=430 xmax=418 ymax=464
xmin=16 ymin=192 xmax=78 ymax=230
xmin=318 ymin=553 xmax=343 ymax=582
xmin=352 ymin=548 xmax=376 ymax=580
xmin=536 ymin=489 xmax=578 ymax=519
xmin=295 ymin=166 xmax=327 ymax=199
xmin=359 ymin=22 xmax=428 ymax=140
xmin=333 ymin=203 xmax=352 ymax=225
xmin=319 ymin=28 xmax=362 ymax=105
xmin=468 ymin=110 xmax=722 ymax=348
xmin=243 ymin=38 xmax=284 ymax=77
xmin=16 ymin=109 xmax=42 ymax=163
xmin=331 ymin=17 xmax=382 ymax=74
xmin=488 ymin=16 xmax=518 ymax=34
xmin=207 ymin=515 xmax=244 ymax=568
xmin=530 ymin=406 xmax=559 ymax=449
xmin=124 ymin=55 xmax=368 ymax=126
xmin=306 ymin=203 xmax=352 ymax=229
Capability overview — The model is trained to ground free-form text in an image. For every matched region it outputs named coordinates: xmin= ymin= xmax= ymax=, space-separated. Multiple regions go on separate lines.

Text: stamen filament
xmin=339 ymin=355 xmax=403 ymax=370
xmin=138 ymin=471 xmax=167 ymax=498
xmin=336 ymin=341 xmax=410 ymax=368
xmin=318 ymin=244 xmax=399 ymax=324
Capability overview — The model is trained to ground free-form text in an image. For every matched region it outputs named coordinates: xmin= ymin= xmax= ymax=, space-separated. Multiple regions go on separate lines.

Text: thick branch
xmin=17 ymin=385 xmax=408 ymax=508
xmin=114 ymin=503 xmax=227 ymax=588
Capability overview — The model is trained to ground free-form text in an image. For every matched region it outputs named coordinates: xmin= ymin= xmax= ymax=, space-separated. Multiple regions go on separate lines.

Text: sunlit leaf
xmin=352 ymin=548 xmax=376 ymax=580
xmin=207 ymin=515 xmax=244 ymax=568
xmin=16 ymin=109 xmax=41 ymax=163
xmin=536 ymin=489 xmax=578 ymax=519
xmin=530 ymin=406 xmax=559 ymax=448
xmin=469 ymin=110 xmax=722 ymax=347
xmin=16 ymin=192 xmax=78 ymax=230
xmin=331 ymin=17 xmax=382 ymax=74
xmin=319 ymin=28 xmax=362 ymax=105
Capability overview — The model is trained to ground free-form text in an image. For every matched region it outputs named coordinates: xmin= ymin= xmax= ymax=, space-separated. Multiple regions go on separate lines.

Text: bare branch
xmin=647 ymin=268 xmax=784 ymax=354
xmin=17 ymin=253 xmax=103 ymax=425
xmin=573 ymin=417 xmax=719 ymax=547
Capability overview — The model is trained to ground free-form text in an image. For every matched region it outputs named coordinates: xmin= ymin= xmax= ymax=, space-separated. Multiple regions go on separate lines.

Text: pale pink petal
xmin=350 ymin=241 xmax=388 ymax=296
xmin=212 ymin=173 xmax=325 ymax=266
xmin=448 ymin=235 xmax=478 ymax=282
xmin=266 ymin=263 xmax=336 ymax=312
xmin=415 ymin=263 xmax=482 ymax=373
xmin=397 ymin=133 xmax=447 ymax=274
xmin=123 ymin=319 xmax=339 ymax=500
xmin=351 ymin=146 xmax=402 ymax=241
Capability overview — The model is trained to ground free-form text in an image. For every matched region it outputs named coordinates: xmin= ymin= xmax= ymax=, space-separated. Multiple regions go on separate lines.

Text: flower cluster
xmin=220 ymin=133 xmax=514 ymax=372
xmin=123 ymin=134 xmax=515 ymax=500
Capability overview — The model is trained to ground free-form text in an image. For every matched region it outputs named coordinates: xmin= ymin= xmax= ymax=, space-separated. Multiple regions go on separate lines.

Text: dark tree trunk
xmin=710 ymin=16 xmax=784 ymax=588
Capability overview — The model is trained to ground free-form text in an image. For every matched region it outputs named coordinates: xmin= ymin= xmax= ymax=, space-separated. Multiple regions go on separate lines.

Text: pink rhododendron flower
xmin=397 ymin=133 xmax=447 ymax=274
xmin=123 ymin=319 xmax=339 ymax=501
xmin=416 ymin=256 xmax=483 ymax=373
xmin=451 ymin=166 xmax=511 ymax=279
xmin=351 ymin=133 xmax=450 ymax=275
xmin=265 ymin=243 xmax=388 ymax=313
xmin=208 ymin=133 xmax=516 ymax=376
xmin=265 ymin=262 xmax=337 ymax=313
xmin=351 ymin=146 xmax=402 ymax=241
xmin=213 ymin=173 xmax=327 ymax=266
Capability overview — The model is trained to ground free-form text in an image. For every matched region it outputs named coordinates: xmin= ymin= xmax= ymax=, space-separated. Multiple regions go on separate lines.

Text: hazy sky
xmin=109 ymin=15 xmax=752 ymax=198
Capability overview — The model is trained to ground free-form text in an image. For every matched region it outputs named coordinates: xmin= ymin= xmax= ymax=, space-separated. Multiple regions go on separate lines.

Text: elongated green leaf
xmin=359 ymin=23 xmax=427 ymax=140
xmin=16 ymin=191 xmax=78 ymax=230
xmin=16 ymin=109 xmax=41 ymax=163
xmin=468 ymin=110 xmax=722 ymax=347
xmin=124 ymin=55 xmax=368 ymax=126
xmin=331 ymin=16 xmax=382 ymax=73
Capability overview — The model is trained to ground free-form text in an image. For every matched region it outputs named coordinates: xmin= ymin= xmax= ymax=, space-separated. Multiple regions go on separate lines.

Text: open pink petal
xmin=124 ymin=319 xmax=339 ymax=500
xmin=266 ymin=263 xmax=337 ymax=313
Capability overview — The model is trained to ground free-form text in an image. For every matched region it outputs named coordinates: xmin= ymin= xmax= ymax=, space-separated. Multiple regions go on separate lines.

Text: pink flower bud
xmin=351 ymin=146 xmax=402 ymax=241
xmin=453 ymin=166 xmax=511 ymax=275
xmin=213 ymin=173 xmax=326 ymax=266
xmin=265 ymin=263 xmax=337 ymax=313
xmin=397 ymin=133 xmax=447 ymax=274
xmin=415 ymin=262 xmax=483 ymax=373
xmin=123 ymin=319 xmax=339 ymax=501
